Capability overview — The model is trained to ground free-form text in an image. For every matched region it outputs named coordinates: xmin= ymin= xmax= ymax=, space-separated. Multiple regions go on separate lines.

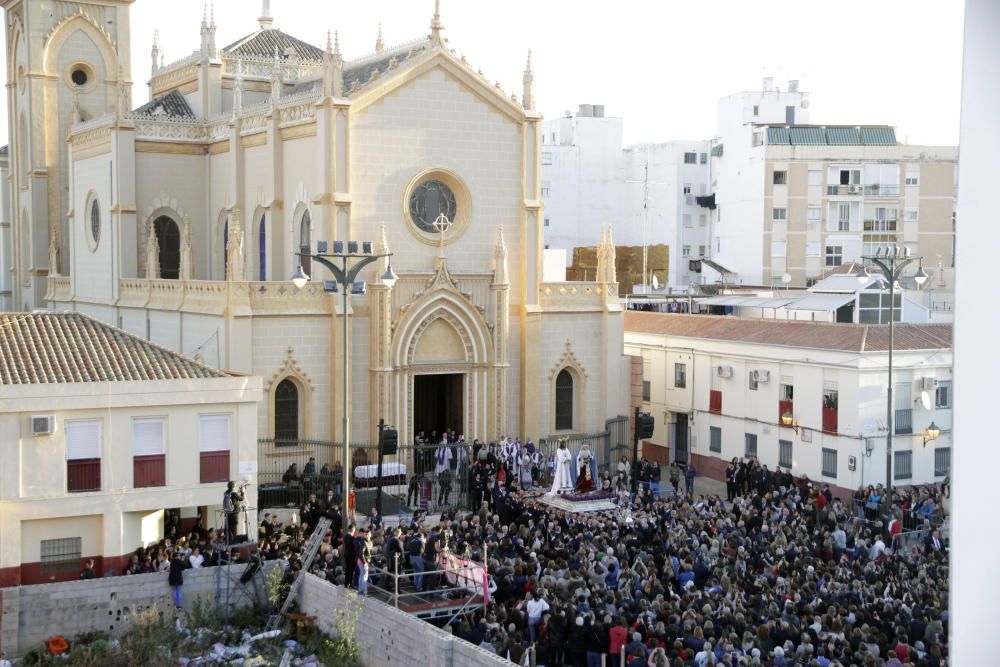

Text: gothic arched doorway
xmin=154 ymin=216 xmax=180 ymax=280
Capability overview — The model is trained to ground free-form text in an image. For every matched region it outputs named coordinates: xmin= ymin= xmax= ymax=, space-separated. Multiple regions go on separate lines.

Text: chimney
xmin=578 ymin=104 xmax=594 ymax=117
xmin=593 ymin=105 xmax=605 ymax=118
xmin=763 ymin=77 xmax=774 ymax=92
xmin=788 ymin=79 xmax=799 ymax=93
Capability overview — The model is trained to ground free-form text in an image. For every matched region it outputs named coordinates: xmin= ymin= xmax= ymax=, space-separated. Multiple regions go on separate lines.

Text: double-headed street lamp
xmin=291 ymin=241 xmax=398 ymax=538
xmin=856 ymin=246 xmax=927 ymax=497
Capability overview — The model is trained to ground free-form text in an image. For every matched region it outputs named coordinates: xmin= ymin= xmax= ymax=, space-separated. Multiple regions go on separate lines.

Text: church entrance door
xmin=413 ymin=373 xmax=464 ymax=442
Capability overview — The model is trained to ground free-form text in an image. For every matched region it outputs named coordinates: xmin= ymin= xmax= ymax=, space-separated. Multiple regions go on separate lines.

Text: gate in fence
xmin=538 ymin=415 xmax=631 ymax=479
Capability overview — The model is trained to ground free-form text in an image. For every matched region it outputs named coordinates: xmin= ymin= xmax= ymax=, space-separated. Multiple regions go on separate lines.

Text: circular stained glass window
xmin=408 ymin=180 xmax=457 ymax=233
xmin=71 ymin=68 xmax=89 ymax=87
xmin=89 ymin=199 xmax=100 ymax=248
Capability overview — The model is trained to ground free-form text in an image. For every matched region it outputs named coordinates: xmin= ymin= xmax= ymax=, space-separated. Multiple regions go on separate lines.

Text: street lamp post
xmin=856 ymin=247 xmax=928 ymax=497
xmin=292 ymin=241 xmax=397 ymax=538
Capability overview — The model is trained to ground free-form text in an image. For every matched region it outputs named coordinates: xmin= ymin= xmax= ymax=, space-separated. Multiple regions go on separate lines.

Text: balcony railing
xmin=709 ymin=390 xmax=722 ymax=415
xmin=822 ymin=408 xmax=839 ymax=435
xmin=895 ymin=408 xmax=913 ymax=435
xmin=67 ymin=459 xmax=101 ymax=492
xmin=827 ymin=184 xmax=863 ymax=196
xmin=864 ymin=220 xmax=898 ymax=232
xmin=779 ymin=400 xmax=793 ymax=425
xmin=134 ymin=454 xmax=166 ymax=488
xmin=864 ymin=184 xmax=900 ymax=197
xmin=200 ymin=451 xmax=230 ymax=484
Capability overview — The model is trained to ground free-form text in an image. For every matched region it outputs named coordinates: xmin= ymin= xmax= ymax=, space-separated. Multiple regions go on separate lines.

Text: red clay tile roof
xmin=624 ymin=312 xmax=952 ymax=353
xmin=0 ymin=312 xmax=229 ymax=384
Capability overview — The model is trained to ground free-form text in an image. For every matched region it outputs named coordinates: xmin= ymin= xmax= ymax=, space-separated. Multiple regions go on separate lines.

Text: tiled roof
xmin=223 ymin=28 xmax=324 ymax=61
xmin=0 ymin=145 xmax=9 ymax=156
xmin=343 ymin=44 xmax=427 ymax=93
xmin=624 ymin=312 xmax=952 ymax=353
xmin=0 ymin=312 xmax=229 ymax=384
xmin=132 ymin=90 xmax=196 ymax=118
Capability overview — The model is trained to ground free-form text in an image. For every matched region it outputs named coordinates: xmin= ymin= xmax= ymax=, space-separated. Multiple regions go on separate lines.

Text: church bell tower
xmin=1 ymin=0 xmax=134 ymax=309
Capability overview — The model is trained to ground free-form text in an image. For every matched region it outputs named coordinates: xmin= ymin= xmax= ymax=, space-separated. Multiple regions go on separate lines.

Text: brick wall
xmin=0 ymin=561 xmax=276 ymax=658
xmin=300 ymin=574 xmax=510 ymax=667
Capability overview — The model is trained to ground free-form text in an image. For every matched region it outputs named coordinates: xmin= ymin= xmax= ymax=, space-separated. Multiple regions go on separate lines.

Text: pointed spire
xmin=48 ymin=230 xmax=60 ymax=277
xmin=180 ymin=216 xmax=194 ymax=281
xmin=210 ymin=3 xmax=215 ymax=28
xmin=334 ymin=30 xmax=342 ymax=60
xmin=151 ymin=29 xmax=161 ymax=76
xmin=430 ymin=0 xmax=445 ymax=46
xmin=377 ymin=223 xmax=390 ymax=254
xmin=201 ymin=2 xmax=217 ymax=58
xmin=116 ymin=66 xmax=129 ymax=118
xmin=375 ymin=22 xmax=385 ymax=53
xmin=323 ymin=31 xmax=344 ymax=98
xmin=326 ymin=30 xmax=333 ymax=56
xmin=493 ymin=225 xmax=509 ymax=285
xmin=522 ymin=49 xmax=535 ymax=111
xmin=259 ymin=0 xmax=274 ymax=29
xmin=145 ymin=221 xmax=160 ymax=279
xmin=232 ymin=59 xmax=244 ymax=120
xmin=201 ymin=2 xmax=208 ymax=29
xmin=271 ymin=47 xmax=283 ymax=103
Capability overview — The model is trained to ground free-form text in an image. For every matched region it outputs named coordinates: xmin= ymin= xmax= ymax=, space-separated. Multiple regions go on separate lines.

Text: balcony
xmin=822 ymin=408 xmax=838 ymax=435
xmin=200 ymin=451 xmax=230 ymax=484
xmin=827 ymin=184 xmax=863 ymax=196
xmin=67 ymin=459 xmax=101 ymax=493
xmin=863 ymin=184 xmax=900 ymax=197
xmin=134 ymin=454 xmax=166 ymax=488
xmin=709 ymin=390 xmax=722 ymax=415
xmin=864 ymin=220 xmax=898 ymax=232
xmin=895 ymin=408 xmax=913 ymax=435
xmin=779 ymin=400 xmax=794 ymax=425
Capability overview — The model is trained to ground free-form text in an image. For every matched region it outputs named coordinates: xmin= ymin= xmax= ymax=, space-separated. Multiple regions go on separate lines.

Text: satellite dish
xmin=652 ymin=275 xmax=660 ymax=290
xmin=781 ymin=273 xmax=792 ymax=285
xmin=920 ymin=391 xmax=932 ymax=411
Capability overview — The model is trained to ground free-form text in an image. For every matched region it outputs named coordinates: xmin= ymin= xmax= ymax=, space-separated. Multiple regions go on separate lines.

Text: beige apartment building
xmin=759 ymin=126 xmax=956 ymax=288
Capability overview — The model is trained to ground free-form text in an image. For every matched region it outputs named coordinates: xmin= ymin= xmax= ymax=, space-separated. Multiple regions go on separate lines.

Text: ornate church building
xmin=4 ymin=0 xmax=629 ymax=443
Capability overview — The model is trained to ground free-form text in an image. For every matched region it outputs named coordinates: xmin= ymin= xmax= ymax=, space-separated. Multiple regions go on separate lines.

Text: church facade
xmin=4 ymin=0 xmax=630 ymax=444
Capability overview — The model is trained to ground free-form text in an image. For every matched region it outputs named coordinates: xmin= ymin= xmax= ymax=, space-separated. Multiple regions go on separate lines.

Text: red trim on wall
xmin=0 ymin=565 xmax=20 ymax=588
xmin=200 ymin=451 xmax=230 ymax=483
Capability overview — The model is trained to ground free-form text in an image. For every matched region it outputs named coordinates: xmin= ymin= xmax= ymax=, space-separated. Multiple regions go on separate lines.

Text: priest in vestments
xmin=549 ymin=441 xmax=573 ymax=495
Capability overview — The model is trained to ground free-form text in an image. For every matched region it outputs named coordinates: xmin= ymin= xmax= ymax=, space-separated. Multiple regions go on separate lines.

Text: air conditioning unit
xmin=848 ymin=184 xmax=863 ymax=194
xmin=717 ymin=365 xmax=734 ymax=379
xmin=753 ymin=370 xmax=771 ymax=383
xmin=31 ymin=415 xmax=57 ymax=436
xmin=919 ymin=377 xmax=938 ymax=391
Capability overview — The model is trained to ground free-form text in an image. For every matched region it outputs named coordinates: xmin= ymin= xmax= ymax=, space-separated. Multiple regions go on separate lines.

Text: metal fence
xmin=538 ymin=415 xmax=631 ymax=479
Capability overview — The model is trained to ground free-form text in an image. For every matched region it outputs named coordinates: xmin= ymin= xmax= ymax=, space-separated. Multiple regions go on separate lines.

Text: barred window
xmin=894 ymin=451 xmax=913 ymax=480
xmin=934 ymin=447 xmax=951 ymax=477
xmin=779 ymin=440 xmax=793 ymax=469
xmin=744 ymin=433 xmax=757 ymax=459
xmin=822 ymin=448 xmax=837 ymax=478
xmin=710 ymin=426 xmax=722 ymax=453
xmin=40 ymin=537 xmax=82 ymax=577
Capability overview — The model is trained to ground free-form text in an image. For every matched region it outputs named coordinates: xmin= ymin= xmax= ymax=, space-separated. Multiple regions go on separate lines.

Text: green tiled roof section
xmin=788 ymin=127 xmax=826 ymax=144
xmin=767 ymin=127 xmax=789 ymax=144
xmin=710 ymin=144 xmax=724 ymax=157
xmin=862 ymin=127 xmax=897 ymax=145
xmin=825 ymin=127 xmax=861 ymax=145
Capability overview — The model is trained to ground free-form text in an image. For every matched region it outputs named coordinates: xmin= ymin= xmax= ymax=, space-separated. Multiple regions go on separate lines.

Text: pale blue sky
xmin=0 ymin=0 xmax=965 ymax=147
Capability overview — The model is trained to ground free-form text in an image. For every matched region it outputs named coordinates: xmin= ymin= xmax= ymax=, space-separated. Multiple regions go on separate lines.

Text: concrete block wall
xmin=300 ymin=574 xmax=510 ymax=667
xmin=0 ymin=561 xmax=277 ymax=658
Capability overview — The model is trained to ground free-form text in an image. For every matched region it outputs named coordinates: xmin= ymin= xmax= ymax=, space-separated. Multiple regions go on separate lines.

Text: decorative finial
xmin=334 ymin=30 xmax=342 ymax=59
xmin=522 ymin=49 xmax=535 ymax=110
xmin=259 ymin=0 xmax=273 ymax=29
xmin=210 ymin=3 xmax=215 ymax=28
xmin=430 ymin=0 xmax=445 ymax=45
xmin=326 ymin=30 xmax=332 ymax=55
xmin=377 ymin=223 xmax=390 ymax=254
xmin=375 ymin=21 xmax=385 ymax=52
xmin=202 ymin=2 xmax=208 ymax=27
xmin=493 ymin=225 xmax=509 ymax=285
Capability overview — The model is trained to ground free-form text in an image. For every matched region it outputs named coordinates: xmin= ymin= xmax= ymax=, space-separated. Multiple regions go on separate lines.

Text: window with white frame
xmin=779 ymin=440 xmax=793 ymax=469
xmin=773 ymin=170 xmax=787 ymax=185
xmin=935 ymin=381 xmax=951 ymax=408
xmin=698 ymin=245 xmax=706 ymax=256
xmin=905 ymin=207 xmax=918 ymax=222
xmin=838 ymin=202 xmax=851 ymax=231
xmin=744 ymin=433 xmax=758 ymax=459
xmin=825 ymin=246 xmax=843 ymax=267
xmin=808 ymin=169 xmax=821 ymax=186
xmin=683 ymin=214 xmax=692 ymax=227
xmin=541 ymin=152 xmax=553 ymax=166
xmin=642 ymin=380 xmax=651 ymax=402
xmin=806 ymin=242 xmax=820 ymax=257
xmin=699 ymin=153 xmax=707 ymax=164
xmin=753 ymin=105 xmax=759 ymax=116
xmin=773 ymin=207 xmax=787 ymax=221
xmin=894 ymin=450 xmax=913 ymax=480
xmin=683 ymin=184 xmax=692 ymax=195
xmin=133 ymin=418 xmax=165 ymax=456
xmin=865 ymin=207 xmax=898 ymax=232
xmin=934 ymin=447 xmax=950 ymax=476
xmin=748 ymin=371 xmax=759 ymax=391
xmin=710 ymin=426 xmax=722 ymax=453
xmin=905 ymin=169 xmax=919 ymax=186
xmin=822 ymin=448 xmax=838 ymax=478
xmin=684 ymin=152 xmax=697 ymax=164
xmin=682 ymin=245 xmax=691 ymax=257
xmin=66 ymin=420 xmax=101 ymax=461
xmin=199 ymin=415 xmax=231 ymax=452
xmin=807 ymin=206 xmax=821 ymax=222
xmin=674 ymin=363 xmax=687 ymax=388
xmin=771 ymin=241 xmax=786 ymax=258
xmin=699 ymin=214 xmax=707 ymax=227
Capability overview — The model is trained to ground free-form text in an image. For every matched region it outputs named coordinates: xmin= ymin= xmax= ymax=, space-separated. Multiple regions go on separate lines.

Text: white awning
xmin=736 ymin=297 xmax=798 ymax=308
xmin=698 ymin=296 xmax=754 ymax=306
xmin=785 ymin=293 xmax=857 ymax=311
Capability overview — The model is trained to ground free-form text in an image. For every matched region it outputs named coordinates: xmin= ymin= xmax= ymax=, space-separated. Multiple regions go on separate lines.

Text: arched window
xmin=299 ymin=210 xmax=311 ymax=275
xmin=555 ymin=369 xmax=574 ymax=431
xmin=222 ymin=217 xmax=229 ymax=276
xmin=89 ymin=199 xmax=101 ymax=249
xmin=274 ymin=378 xmax=300 ymax=443
xmin=154 ymin=216 xmax=180 ymax=280
xmin=258 ymin=214 xmax=266 ymax=281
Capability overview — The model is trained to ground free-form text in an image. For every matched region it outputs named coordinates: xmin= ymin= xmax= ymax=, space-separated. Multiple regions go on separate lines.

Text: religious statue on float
xmin=574 ymin=444 xmax=596 ymax=493
xmin=549 ymin=440 xmax=573 ymax=495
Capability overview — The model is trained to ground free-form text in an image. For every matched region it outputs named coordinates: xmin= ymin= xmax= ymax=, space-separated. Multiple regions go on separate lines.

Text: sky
xmin=0 ymin=0 xmax=965 ymax=147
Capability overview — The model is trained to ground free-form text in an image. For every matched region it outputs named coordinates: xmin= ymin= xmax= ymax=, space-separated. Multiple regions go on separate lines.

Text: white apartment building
xmin=624 ymin=311 xmax=952 ymax=499
xmin=0 ymin=312 xmax=261 ymax=587
xmin=708 ymin=79 xmax=957 ymax=288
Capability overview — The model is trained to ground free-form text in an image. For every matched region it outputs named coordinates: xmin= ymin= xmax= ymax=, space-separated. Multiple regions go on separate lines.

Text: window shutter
xmin=199 ymin=415 xmax=231 ymax=452
xmin=133 ymin=419 xmax=165 ymax=456
xmin=66 ymin=421 xmax=101 ymax=460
